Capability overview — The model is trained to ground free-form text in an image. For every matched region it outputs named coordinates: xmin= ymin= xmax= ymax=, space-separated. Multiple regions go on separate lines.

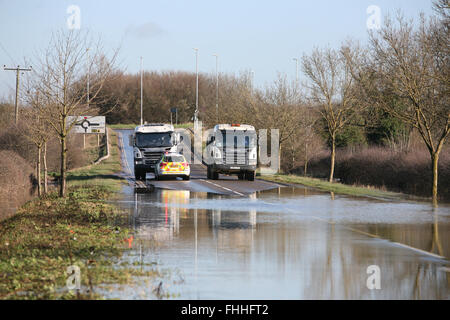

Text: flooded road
xmin=112 ymin=184 xmax=450 ymax=300
xmin=109 ymin=129 xmax=450 ymax=299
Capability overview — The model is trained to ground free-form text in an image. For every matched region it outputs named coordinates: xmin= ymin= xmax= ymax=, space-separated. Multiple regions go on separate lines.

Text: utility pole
xmin=193 ymin=48 xmax=199 ymax=130
xmin=87 ymin=48 xmax=90 ymax=106
xmin=292 ymin=58 xmax=299 ymax=87
xmin=213 ymin=53 xmax=219 ymax=122
xmin=140 ymin=56 xmax=144 ymax=126
xmin=3 ymin=65 xmax=32 ymax=124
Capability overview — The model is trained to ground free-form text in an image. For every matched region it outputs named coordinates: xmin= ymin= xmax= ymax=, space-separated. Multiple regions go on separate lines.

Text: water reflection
xmin=115 ymin=186 xmax=450 ymax=299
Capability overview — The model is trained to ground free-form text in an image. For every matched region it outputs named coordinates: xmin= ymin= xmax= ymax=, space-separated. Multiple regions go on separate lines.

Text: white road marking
xmin=263 ymin=204 xmax=448 ymax=261
xmin=311 ymin=216 xmax=447 ymax=260
xmin=200 ymin=179 xmax=245 ymax=197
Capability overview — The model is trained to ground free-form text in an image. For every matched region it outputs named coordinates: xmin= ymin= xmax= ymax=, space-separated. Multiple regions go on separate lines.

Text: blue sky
xmin=0 ymin=0 xmax=435 ymax=99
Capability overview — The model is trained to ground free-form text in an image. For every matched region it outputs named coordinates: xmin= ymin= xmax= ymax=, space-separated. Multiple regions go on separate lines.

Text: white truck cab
xmin=130 ymin=123 xmax=179 ymax=180
xmin=205 ymin=124 xmax=257 ymax=181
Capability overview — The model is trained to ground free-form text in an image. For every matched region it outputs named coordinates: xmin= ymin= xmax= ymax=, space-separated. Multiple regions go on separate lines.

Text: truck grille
xmin=223 ymin=148 xmax=249 ymax=165
xmin=143 ymin=151 xmax=163 ymax=166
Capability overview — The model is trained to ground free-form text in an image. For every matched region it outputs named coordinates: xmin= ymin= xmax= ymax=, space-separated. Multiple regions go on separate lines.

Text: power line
xmin=0 ymin=41 xmax=16 ymax=65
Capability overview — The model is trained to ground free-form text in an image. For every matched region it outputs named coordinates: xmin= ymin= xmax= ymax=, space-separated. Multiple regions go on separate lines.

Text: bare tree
xmin=433 ymin=0 xmax=450 ymax=22
xmin=206 ymin=71 xmax=256 ymax=127
xmin=32 ymin=30 xmax=118 ymax=197
xmin=299 ymin=106 xmax=320 ymax=175
xmin=254 ymin=74 xmax=303 ymax=173
xmin=302 ymin=47 xmax=360 ymax=182
xmin=21 ymin=90 xmax=52 ymax=197
xmin=365 ymin=14 xmax=449 ymax=205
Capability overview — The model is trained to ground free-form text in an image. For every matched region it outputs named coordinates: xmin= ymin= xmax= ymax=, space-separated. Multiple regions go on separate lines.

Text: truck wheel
xmin=212 ymin=170 xmax=219 ymax=180
xmin=182 ymin=175 xmax=190 ymax=181
xmin=246 ymin=171 xmax=255 ymax=181
xmin=207 ymin=166 xmax=211 ymax=179
xmin=238 ymin=173 xmax=245 ymax=180
xmin=135 ymin=170 xmax=143 ymax=181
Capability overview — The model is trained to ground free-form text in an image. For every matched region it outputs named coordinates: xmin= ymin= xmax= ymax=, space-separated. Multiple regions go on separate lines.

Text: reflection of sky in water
xmin=106 ymin=187 xmax=450 ymax=300
xmin=126 ymin=192 xmax=450 ymax=225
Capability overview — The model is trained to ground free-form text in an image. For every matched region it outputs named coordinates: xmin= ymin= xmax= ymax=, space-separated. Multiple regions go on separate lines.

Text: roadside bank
xmin=0 ymin=130 xmax=159 ymax=299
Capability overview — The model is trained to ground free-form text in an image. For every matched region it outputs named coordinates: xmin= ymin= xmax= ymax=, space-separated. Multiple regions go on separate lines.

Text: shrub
xmin=305 ymin=147 xmax=450 ymax=200
xmin=0 ymin=150 xmax=36 ymax=220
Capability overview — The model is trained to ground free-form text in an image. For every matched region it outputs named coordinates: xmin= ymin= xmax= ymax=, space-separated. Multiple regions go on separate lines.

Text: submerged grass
xmin=259 ymin=174 xmax=408 ymax=201
xmin=0 ymin=129 xmax=158 ymax=299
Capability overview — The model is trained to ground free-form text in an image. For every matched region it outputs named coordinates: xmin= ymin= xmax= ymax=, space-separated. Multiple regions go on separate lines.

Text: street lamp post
xmin=85 ymin=48 xmax=90 ymax=149
xmin=292 ymin=57 xmax=299 ymax=87
xmin=140 ymin=56 xmax=143 ymax=126
xmin=193 ymin=48 xmax=199 ymax=130
xmin=87 ymin=48 xmax=90 ymax=106
xmin=213 ymin=53 xmax=219 ymax=122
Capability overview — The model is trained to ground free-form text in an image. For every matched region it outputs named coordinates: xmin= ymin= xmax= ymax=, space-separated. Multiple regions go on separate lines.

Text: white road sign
xmin=67 ymin=116 xmax=106 ymax=134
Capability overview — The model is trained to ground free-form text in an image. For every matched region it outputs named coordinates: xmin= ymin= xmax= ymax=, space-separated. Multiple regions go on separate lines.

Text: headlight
xmin=134 ymin=147 xmax=142 ymax=158
xmin=214 ymin=149 xmax=222 ymax=158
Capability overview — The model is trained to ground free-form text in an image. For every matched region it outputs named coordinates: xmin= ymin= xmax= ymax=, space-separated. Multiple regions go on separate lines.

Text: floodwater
xmin=106 ymin=184 xmax=450 ymax=300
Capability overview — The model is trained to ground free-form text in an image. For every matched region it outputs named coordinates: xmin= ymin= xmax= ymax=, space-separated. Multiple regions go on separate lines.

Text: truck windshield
xmin=219 ymin=130 xmax=256 ymax=148
xmin=135 ymin=132 xmax=173 ymax=148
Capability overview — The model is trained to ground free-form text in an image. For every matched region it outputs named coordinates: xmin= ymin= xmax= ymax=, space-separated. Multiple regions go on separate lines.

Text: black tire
xmin=207 ymin=166 xmax=211 ymax=179
xmin=182 ymin=175 xmax=190 ymax=181
xmin=238 ymin=173 xmax=245 ymax=180
xmin=212 ymin=170 xmax=219 ymax=180
xmin=135 ymin=170 xmax=144 ymax=181
xmin=246 ymin=171 xmax=255 ymax=181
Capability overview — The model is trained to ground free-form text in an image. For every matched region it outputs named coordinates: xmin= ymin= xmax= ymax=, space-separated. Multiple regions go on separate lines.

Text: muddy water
xmin=109 ymin=185 xmax=450 ymax=299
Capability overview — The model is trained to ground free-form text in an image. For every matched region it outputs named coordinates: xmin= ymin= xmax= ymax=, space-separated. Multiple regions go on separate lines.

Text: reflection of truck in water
xmin=130 ymin=123 xmax=179 ymax=180
xmin=205 ymin=124 xmax=257 ymax=181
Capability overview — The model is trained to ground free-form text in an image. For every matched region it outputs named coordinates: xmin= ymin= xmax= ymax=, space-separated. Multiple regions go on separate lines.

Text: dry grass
xmin=300 ymin=146 xmax=450 ymax=201
xmin=0 ymin=151 xmax=36 ymax=220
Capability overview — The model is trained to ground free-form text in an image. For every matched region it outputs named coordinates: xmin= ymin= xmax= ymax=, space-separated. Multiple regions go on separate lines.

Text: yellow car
xmin=154 ymin=153 xmax=190 ymax=180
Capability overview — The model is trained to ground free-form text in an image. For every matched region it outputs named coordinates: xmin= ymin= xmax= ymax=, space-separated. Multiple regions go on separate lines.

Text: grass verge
xmin=0 ymin=129 xmax=157 ymax=299
xmin=67 ymin=130 xmax=124 ymax=194
xmin=259 ymin=174 xmax=408 ymax=201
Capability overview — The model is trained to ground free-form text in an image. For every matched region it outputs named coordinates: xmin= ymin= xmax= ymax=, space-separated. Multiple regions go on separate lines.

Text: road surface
xmin=117 ymin=129 xmax=283 ymax=196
